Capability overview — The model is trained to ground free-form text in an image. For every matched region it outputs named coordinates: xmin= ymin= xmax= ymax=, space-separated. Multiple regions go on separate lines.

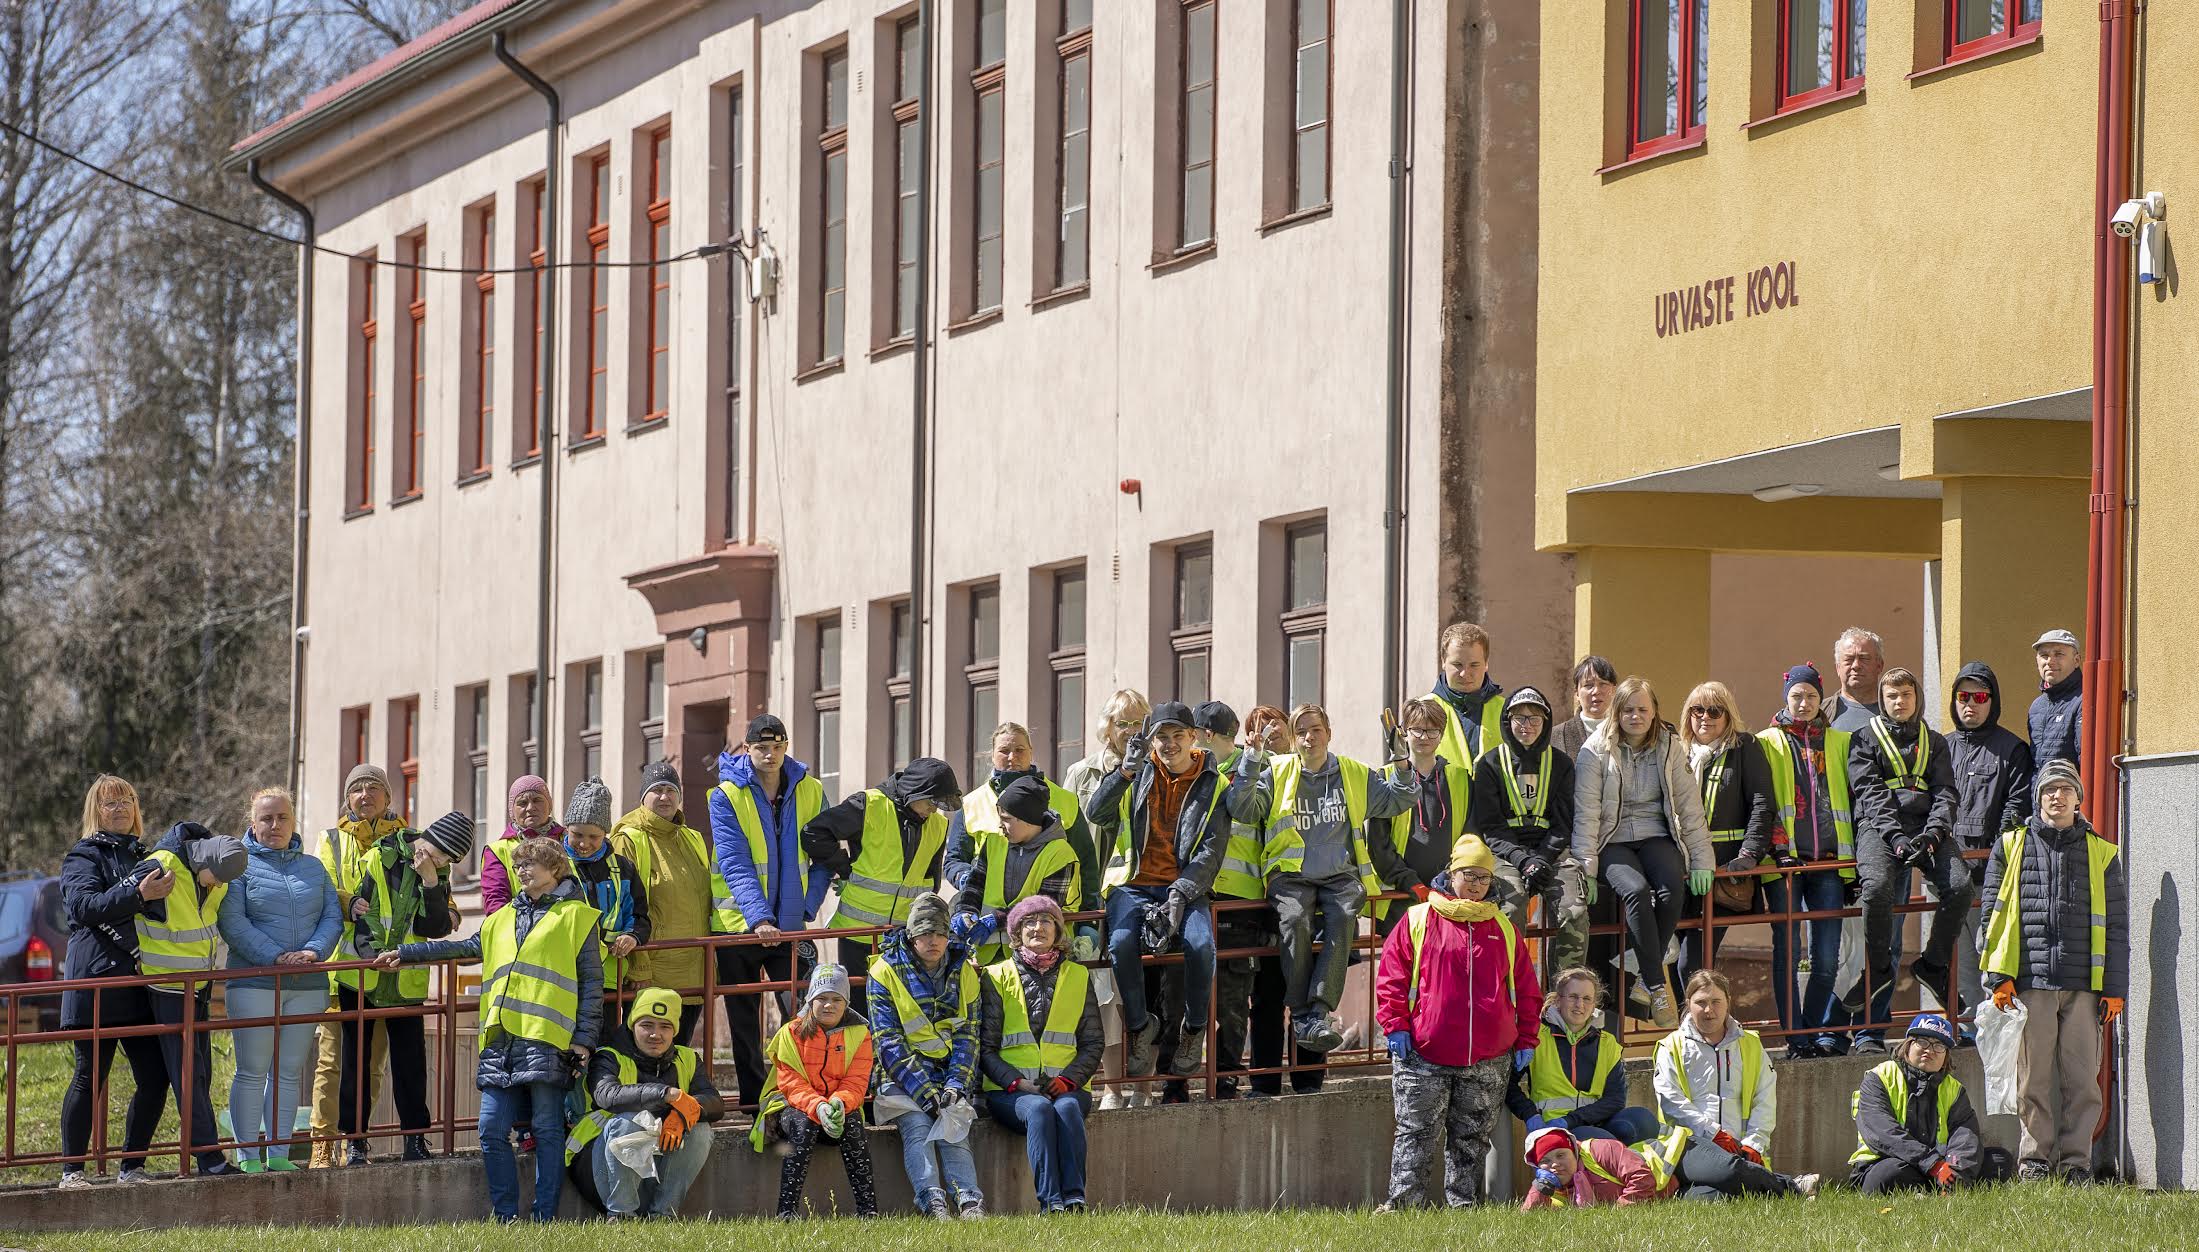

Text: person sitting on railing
xmin=218 ymin=786 xmax=340 ymax=1174
xmin=1935 ymin=662 xmax=2034 ymax=1031
xmin=802 ymin=757 xmax=964 ymax=1016
xmin=614 ymin=760 xmax=735 ymax=1045
xmin=562 ymin=778 xmax=650 ymax=995
xmin=870 ymin=891 xmax=986 ymax=1219
xmin=1518 ymin=1125 xmax=1673 ymax=1208
xmin=57 ymin=775 xmax=179 ymax=1190
xmin=1676 ymin=682 xmax=1785 ymax=987
xmin=1505 ymin=966 xmax=1658 ymax=1147
xmin=1650 ymin=968 xmax=1820 ymax=1201
xmin=979 ymin=894 xmax=1103 ymax=1214
xmin=566 ymin=986 xmax=725 ymax=1220
xmin=951 ymin=775 xmax=1090 ymax=966
xmin=342 ymin=809 xmax=468 ymax=1164
xmin=1844 ymin=667 xmax=1960 ymax=1055
xmin=1757 ymin=663 xmax=1856 ymax=1058
xmin=135 ymin=821 xmax=249 ymax=1179
xmin=1378 ymin=696 xmax=1474 ymax=935
xmin=1375 ymin=835 xmax=1540 ymax=1211
xmin=1848 ymin=1013 xmax=1986 ymax=1194
xmin=376 ymin=834 xmax=601 ymax=1223
xmin=753 ymin=963 xmax=879 ymax=1219
xmin=1471 ymin=687 xmax=1590 ymax=976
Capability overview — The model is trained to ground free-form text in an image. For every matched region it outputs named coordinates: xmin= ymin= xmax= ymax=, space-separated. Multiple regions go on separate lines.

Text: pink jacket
xmin=1521 ymin=1136 xmax=1669 ymax=1210
xmin=1375 ymin=902 xmax=1540 ymax=1068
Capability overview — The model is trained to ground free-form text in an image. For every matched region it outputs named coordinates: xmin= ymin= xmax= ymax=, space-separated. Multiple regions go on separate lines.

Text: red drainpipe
xmin=2084 ymin=0 xmax=2136 ymax=843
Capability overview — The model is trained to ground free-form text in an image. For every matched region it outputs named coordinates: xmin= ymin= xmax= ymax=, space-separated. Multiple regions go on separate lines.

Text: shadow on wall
xmin=2146 ymin=871 xmax=2182 ymax=1189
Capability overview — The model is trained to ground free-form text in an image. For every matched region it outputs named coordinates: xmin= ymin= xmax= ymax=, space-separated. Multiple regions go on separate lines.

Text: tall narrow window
xmin=583 ymin=154 xmax=610 ymax=439
xmin=465 ymin=685 xmax=490 ymax=847
xmin=469 ymin=207 xmax=494 ymax=476
xmin=399 ymin=232 xmax=425 ymax=498
xmin=341 ymin=705 xmax=370 ymax=790
xmin=1172 ymin=542 xmax=1214 ymax=704
xmin=887 ymin=601 xmax=914 ymax=767
xmin=1179 ymin=1 xmax=1218 ymax=248
xmin=1950 ymin=0 xmax=2038 ymax=58
xmin=724 ymin=90 xmax=744 ymax=540
xmin=353 ymin=255 xmax=377 ymax=512
xmin=393 ymin=696 xmax=420 ymax=825
xmin=643 ymin=127 xmax=672 ymax=423
xmin=517 ymin=673 xmax=540 ymax=778
xmin=523 ymin=179 xmax=545 ymax=459
xmin=639 ymin=650 xmax=665 ymax=766
xmin=812 ymin=619 xmax=843 ymax=796
xmin=1780 ymin=0 xmax=1865 ymax=108
xmin=964 ymin=584 xmax=1001 ymax=785
xmin=889 ymin=19 xmax=923 ymax=339
xmin=819 ymin=50 xmax=850 ymax=362
xmin=972 ymin=0 xmax=1007 ymax=314
xmin=576 ymin=661 xmax=604 ymax=782
xmin=1627 ymin=0 xmax=1707 ymax=159
xmin=1281 ymin=520 xmax=1327 ymax=709
xmin=1291 ymin=0 xmax=1330 ymax=211
xmin=1055 ymin=4 xmax=1093 ymax=288
xmin=1050 ymin=569 xmax=1087 ymax=776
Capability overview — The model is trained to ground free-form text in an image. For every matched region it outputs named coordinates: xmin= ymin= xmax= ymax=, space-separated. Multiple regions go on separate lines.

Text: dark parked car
xmin=0 ymin=872 xmax=65 ymax=1032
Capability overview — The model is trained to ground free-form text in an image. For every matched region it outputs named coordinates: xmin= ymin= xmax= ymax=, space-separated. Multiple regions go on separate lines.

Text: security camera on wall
xmin=2113 ymin=199 xmax=2146 ymax=239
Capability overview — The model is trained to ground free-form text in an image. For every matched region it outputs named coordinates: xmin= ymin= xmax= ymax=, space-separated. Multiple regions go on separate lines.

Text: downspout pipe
xmin=907 ymin=0 xmax=934 ymax=753
xmin=246 ymin=159 xmax=313 ymax=798
xmin=1379 ymin=0 xmax=1410 ymax=708
xmin=495 ymin=32 xmax=561 ymax=774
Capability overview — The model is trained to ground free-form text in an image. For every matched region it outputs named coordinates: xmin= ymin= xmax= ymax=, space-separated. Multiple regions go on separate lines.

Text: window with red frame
xmin=1628 ymin=0 xmax=1708 ymax=158
xmin=524 ymin=179 xmax=545 ymax=459
xmin=399 ymin=232 xmax=425 ymax=497
xmin=395 ymin=696 xmax=420 ymax=824
xmin=353 ymin=257 xmax=377 ymax=511
xmin=1950 ymin=0 xmax=2039 ymax=58
xmin=470 ymin=207 xmax=494 ymax=475
xmin=643 ymin=127 xmax=671 ymax=423
xmin=342 ymin=705 xmax=370 ymax=787
xmin=1780 ymin=0 xmax=1864 ymax=109
xmin=584 ymin=154 xmax=610 ymax=440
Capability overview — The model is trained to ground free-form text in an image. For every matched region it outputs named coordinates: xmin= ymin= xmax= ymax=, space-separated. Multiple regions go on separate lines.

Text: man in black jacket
xmin=1471 ymin=687 xmax=1588 ymax=976
xmin=2027 ymin=629 xmax=2083 ymax=769
xmin=1925 ymin=663 xmax=2034 ymax=1023
xmin=801 ymin=757 xmax=962 ymax=1013
xmin=1845 ymin=668 xmax=1959 ymax=1054
xmin=569 ymin=987 xmax=725 ymax=1217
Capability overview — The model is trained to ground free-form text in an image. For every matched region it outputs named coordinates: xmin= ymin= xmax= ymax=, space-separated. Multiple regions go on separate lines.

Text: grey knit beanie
xmin=566 ymin=777 xmax=614 ymax=830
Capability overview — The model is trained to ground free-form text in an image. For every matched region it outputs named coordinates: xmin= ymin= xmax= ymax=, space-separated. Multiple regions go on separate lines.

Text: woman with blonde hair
xmin=1060 ymin=689 xmax=1147 ymax=1107
xmin=1677 ymin=682 xmax=1786 ymax=988
xmin=1573 ymin=677 xmax=1715 ymax=1029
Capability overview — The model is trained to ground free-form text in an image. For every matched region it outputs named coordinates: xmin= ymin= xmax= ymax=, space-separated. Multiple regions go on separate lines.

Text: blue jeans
xmin=889 ymin=1105 xmax=981 ymax=1208
xmin=986 ymin=1090 xmax=1090 ymax=1209
xmin=1778 ymin=869 xmax=1851 ymax=1051
xmin=1104 ymin=886 xmax=1215 ymax=1030
xmin=227 ymin=985 xmax=325 ymax=1163
xmin=1566 ymin=1105 xmax=1661 ymax=1146
xmin=589 ymin=1113 xmax=713 ymax=1216
xmin=479 ymin=1081 xmax=569 ymax=1220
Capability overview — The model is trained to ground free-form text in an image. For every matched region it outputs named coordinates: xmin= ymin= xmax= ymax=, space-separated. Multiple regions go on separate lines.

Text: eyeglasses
xmin=1910 ymin=1039 xmax=1949 ymax=1054
xmin=1452 ymin=870 xmax=1494 ymax=885
xmin=1953 ymin=691 xmax=1993 ymax=706
xmin=1405 ymin=725 xmax=1443 ymax=739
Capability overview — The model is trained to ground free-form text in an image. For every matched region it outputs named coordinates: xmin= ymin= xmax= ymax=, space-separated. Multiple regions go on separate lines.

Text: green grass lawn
xmin=17 ymin=1186 xmax=2199 ymax=1251
xmin=3 ymin=1036 xmax=237 ymax=1184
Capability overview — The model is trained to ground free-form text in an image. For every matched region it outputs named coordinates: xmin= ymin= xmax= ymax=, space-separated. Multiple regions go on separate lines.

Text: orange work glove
xmin=1992 ymin=981 xmax=2017 ymax=1012
xmin=1712 ymin=1130 xmax=1743 ymax=1156
xmin=1410 ymin=884 xmax=1431 ymax=903
xmin=656 ymin=1105 xmax=691 ymax=1153
xmin=2101 ymin=996 xmax=2126 ymax=1026
xmin=1740 ymin=1145 xmax=1763 ymax=1166
xmin=665 ymin=1089 xmax=704 ymax=1128
xmin=1930 ymin=1159 xmax=1957 ymax=1188
xmin=1046 ymin=1076 xmax=1076 ymax=1099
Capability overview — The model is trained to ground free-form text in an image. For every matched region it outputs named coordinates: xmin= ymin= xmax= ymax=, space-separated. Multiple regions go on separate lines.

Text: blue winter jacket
xmin=217 ymin=832 xmax=342 ymax=990
xmin=708 ymin=748 xmax=831 ymax=931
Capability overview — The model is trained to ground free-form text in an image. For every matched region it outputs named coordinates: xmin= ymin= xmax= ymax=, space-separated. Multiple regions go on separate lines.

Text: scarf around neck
xmin=1429 ymin=892 xmax=1501 ymax=924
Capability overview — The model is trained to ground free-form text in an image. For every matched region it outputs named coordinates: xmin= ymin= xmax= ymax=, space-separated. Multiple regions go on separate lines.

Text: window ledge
xmin=945 ymin=308 xmax=1003 ymax=337
xmin=869 ymin=334 xmax=916 ymax=361
xmin=1595 ymin=136 xmax=1707 ymax=178
xmin=1029 ymin=283 xmax=1090 ymax=312
xmin=389 ymin=490 xmax=423 ymax=509
xmin=626 ymin=415 xmax=668 ymax=438
xmin=1744 ymin=82 xmax=1866 ymax=132
xmin=567 ymin=434 xmax=607 ymax=454
xmin=1148 ymin=242 xmax=1217 ymax=274
xmin=1906 ymin=30 xmax=2043 ymax=84
xmin=1259 ymin=203 xmax=1333 ymax=236
xmin=794 ymin=358 xmax=845 ymax=384
xmin=456 ymin=469 xmax=492 ymax=488
xmin=510 ymin=452 xmax=542 ymax=471
xmin=343 ymin=505 xmax=374 ymax=522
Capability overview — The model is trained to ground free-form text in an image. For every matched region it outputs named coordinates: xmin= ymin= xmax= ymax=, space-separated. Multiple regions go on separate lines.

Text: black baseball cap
xmin=1145 ymin=701 xmax=1195 ymax=733
xmin=1192 ymin=701 xmax=1239 ymax=736
xmin=746 ymin=714 xmax=789 ymax=743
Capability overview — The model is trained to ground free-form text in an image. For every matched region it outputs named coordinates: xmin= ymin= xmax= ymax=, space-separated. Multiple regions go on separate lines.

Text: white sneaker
xmin=1648 ymin=987 xmax=1678 ymax=1030
xmin=1096 ymin=1088 xmax=1125 ymax=1111
xmin=1793 ymin=1172 xmax=1821 ymax=1198
xmin=118 ymin=1168 xmax=154 ymax=1185
xmin=56 ymin=1172 xmax=94 ymax=1190
xmin=1122 ymin=1087 xmax=1150 ymax=1109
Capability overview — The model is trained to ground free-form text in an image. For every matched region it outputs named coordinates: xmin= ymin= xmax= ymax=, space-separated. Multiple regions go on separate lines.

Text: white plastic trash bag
xmin=1975 ymin=995 xmax=2027 ymax=1117
xmin=606 ymin=1110 xmax=664 ymax=1180
xmin=927 ymin=1098 xmax=975 ymax=1146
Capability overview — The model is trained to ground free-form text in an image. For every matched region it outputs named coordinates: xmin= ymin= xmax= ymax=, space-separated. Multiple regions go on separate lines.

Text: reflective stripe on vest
xmin=625 ymin=821 xmax=742 ymax=934
xmin=1848 ymin=1058 xmax=1963 ymax=1167
xmin=1981 ymin=825 xmax=2117 ymax=992
xmin=717 ymin=774 xmax=827 ymax=932
xmin=1434 ymin=691 xmax=1506 ymax=771
xmin=1868 ymin=717 xmax=1932 ymax=792
xmin=1657 ymin=1028 xmax=1770 ymax=1170
xmin=321 ymin=820 xmax=403 ymax=993
xmin=1528 ymin=1023 xmax=1621 ymax=1116
xmin=984 ymin=957 xmax=1090 ymax=1091
xmin=828 ymin=790 xmax=947 ymax=937
xmin=1634 ymin=1126 xmax=1690 ymax=1192
xmin=134 ymin=849 xmax=228 ymax=990
xmin=751 ymin=1023 xmax=872 ymax=1152
xmin=1260 ymin=754 xmax=1382 ymax=907
xmin=1403 ymin=901 xmax=1517 ymax=1011
xmin=565 ymin=1045 xmax=699 ymax=1162
xmin=1702 ymin=745 xmax=1778 ymax=882
xmin=351 ymin=843 xmax=432 ymax=1003
xmin=1496 ymin=745 xmax=1551 ymax=830
xmin=477 ymin=898 xmax=596 ymax=1051
xmin=868 ymin=954 xmax=979 ymax=1060
xmin=1756 ymin=727 xmax=1857 ymax=881
xmin=962 ymin=778 xmax=1079 ymax=840
xmin=1211 ymin=755 xmax=1266 ymax=902
xmin=975 ymin=835 xmax=1081 ymax=963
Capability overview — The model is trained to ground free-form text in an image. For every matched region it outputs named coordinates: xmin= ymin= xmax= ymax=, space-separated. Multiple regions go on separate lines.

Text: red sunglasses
xmin=1953 ymin=691 xmax=1993 ymax=706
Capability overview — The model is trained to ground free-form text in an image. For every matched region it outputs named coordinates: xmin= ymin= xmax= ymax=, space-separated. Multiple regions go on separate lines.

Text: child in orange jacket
xmin=756 ymin=963 xmax=876 ymax=1218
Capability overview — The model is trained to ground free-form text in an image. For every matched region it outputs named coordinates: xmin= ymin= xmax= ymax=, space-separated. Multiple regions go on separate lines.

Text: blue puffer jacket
xmin=217 ymin=833 xmax=342 ymax=990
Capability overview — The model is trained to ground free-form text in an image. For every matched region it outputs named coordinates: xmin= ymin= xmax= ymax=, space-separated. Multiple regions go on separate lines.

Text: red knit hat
xmin=1523 ymin=1126 xmax=1577 ymax=1167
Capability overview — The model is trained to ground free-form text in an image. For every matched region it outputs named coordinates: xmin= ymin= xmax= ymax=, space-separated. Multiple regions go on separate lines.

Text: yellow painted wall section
xmin=2129 ymin=4 xmax=2199 ymax=754
xmin=1537 ymin=2 xmax=2096 ymax=551
xmin=1938 ymin=477 xmax=2086 ymax=728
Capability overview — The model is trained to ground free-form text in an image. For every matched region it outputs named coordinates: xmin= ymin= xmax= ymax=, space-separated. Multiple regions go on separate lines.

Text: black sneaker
xmin=2063 ymin=1167 xmax=2096 ymax=1186
xmin=402 ymin=1135 xmax=432 ymax=1162
xmin=1852 ymin=1037 xmax=1888 ymax=1056
xmin=345 ymin=1143 xmax=369 ymax=1167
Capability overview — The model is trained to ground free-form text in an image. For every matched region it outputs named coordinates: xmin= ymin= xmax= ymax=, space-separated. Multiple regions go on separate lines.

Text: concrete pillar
xmin=1572 ymin=546 xmax=1712 ymax=707
xmin=1936 ymin=477 xmax=2088 ymax=725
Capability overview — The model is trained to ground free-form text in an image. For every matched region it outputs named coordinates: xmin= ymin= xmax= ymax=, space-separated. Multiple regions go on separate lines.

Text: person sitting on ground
xmin=566 ymin=986 xmax=725 ymax=1219
xmin=979 ymin=894 xmax=1103 ymax=1214
xmin=952 ymin=775 xmax=1090 ymax=964
xmin=753 ymin=963 xmax=878 ymax=1219
xmin=869 ymin=892 xmax=986 ymax=1220
xmin=1519 ymin=1125 xmax=1673 ymax=1209
xmin=1849 ymin=1013 xmax=1984 ymax=1195
xmin=1651 ymin=968 xmax=1820 ymax=1201
xmin=1505 ymin=966 xmax=1659 ymax=1146
xmin=1375 ymin=835 xmax=1540 ymax=1210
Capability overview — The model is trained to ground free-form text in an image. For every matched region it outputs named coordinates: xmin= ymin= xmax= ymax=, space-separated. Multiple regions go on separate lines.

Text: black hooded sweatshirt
xmin=1470 ymin=692 xmax=1576 ymax=873
xmin=801 ymin=757 xmax=960 ymax=884
xmin=1947 ymin=662 xmax=2035 ymax=860
xmin=1847 ymin=710 xmax=1958 ymax=851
